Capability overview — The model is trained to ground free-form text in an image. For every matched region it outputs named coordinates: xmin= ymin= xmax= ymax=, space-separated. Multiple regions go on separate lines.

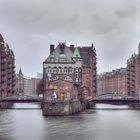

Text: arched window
xmin=64 ymin=76 xmax=72 ymax=81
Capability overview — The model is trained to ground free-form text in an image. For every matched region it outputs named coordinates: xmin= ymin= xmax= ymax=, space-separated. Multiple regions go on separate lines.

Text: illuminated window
xmin=49 ymin=85 xmax=53 ymax=89
xmin=54 ymin=85 xmax=58 ymax=89
xmin=60 ymin=92 xmax=67 ymax=100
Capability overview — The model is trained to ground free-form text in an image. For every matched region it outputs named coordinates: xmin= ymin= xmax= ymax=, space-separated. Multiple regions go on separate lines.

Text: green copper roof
xmin=45 ymin=43 xmax=74 ymax=63
xmin=72 ymin=47 xmax=81 ymax=58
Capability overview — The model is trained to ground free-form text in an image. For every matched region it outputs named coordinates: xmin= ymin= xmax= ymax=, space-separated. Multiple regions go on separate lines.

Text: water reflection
xmin=12 ymin=103 xmax=41 ymax=109
xmin=0 ymin=103 xmax=140 ymax=140
xmin=0 ymin=110 xmax=15 ymax=139
xmin=94 ymin=103 xmax=129 ymax=109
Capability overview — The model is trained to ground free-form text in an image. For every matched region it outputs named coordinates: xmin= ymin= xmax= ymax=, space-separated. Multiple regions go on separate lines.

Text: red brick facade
xmin=97 ymin=68 xmax=127 ymax=96
xmin=127 ymin=43 xmax=140 ymax=98
xmin=70 ymin=44 xmax=97 ymax=99
xmin=0 ymin=34 xmax=16 ymax=98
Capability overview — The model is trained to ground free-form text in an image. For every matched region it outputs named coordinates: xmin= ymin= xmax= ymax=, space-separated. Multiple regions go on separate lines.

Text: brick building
xmin=0 ymin=34 xmax=16 ymax=98
xmin=97 ymin=68 xmax=127 ymax=96
xmin=127 ymin=43 xmax=140 ymax=98
xmin=42 ymin=42 xmax=97 ymax=115
xmin=69 ymin=44 xmax=97 ymax=99
xmin=43 ymin=43 xmax=97 ymax=99
xmin=16 ymin=68 xmax=41 ymax=95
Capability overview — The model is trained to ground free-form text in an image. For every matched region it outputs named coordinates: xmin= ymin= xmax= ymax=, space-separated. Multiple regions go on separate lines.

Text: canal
xmin=0 ymin=103 xmax=140 ymax=140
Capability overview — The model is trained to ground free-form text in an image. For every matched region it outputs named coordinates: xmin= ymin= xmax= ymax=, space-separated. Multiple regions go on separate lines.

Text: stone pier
xmin=42 ymin=100 xmax=82 ymax=116
xmin=42 ymin=79 xmax=83 ymax=116
xmin=0 ymin=102 xmax=13 ymax=109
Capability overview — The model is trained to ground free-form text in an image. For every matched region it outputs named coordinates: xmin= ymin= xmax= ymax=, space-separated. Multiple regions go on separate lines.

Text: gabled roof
xmin=72 ymin=47 xmax=81 ymax=58
xmin=45 ymin=43 xmax=74 ymax=63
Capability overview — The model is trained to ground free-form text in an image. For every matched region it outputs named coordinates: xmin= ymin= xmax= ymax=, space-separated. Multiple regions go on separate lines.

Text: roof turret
xmin=72 ymin=47 xmax=81 ymax=59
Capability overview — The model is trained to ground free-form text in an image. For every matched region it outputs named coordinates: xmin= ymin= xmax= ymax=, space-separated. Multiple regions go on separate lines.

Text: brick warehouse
xmin=127 ymin=43 xmax=140 ymax=98
xmin=16 ymin=68 xmax=41 ymax=95
xmin=69 ymin=43 xmax=97 ymax=99
xmin=42 ymin=43 xmax=97 ymax=115
xmin=0 ymin=34 xmax=16 ymax=98
xmin=97 ymin=68 xmax=127 ymax=96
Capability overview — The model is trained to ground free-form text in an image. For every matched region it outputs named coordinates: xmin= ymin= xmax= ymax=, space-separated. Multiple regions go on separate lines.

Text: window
xmin=53 ymin=67 xmax=58 ymax=73
xmin=64 ymin=67 xmax=68 ymax=73
xmin=76 ymin=78 xmax=78 ymax=82
xmin=46 ymin=69 xmax=52 ymax=73
xmin=64 ymin=76 xmax=72 ymax=81
xmin=68 ymin=68 xmax=73 ymax=74
xmin=59 ymin=58 xmax=67 ymax=62
xmin=53 ymin=76 xmax=58 ymax=80
xmin=75 ymin=69 xmax=78 ymax=72
xmin=50 ymin=57 xmax=54 ymax=62
xmin=60 ymin=92 xmax=67 ymax=100
xmin=76 ymin=73 xmax=79 ymax=78
xmin=79 ymin=69 xmax=81 ymax=72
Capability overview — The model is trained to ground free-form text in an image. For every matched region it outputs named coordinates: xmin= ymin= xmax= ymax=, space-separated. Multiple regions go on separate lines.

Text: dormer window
xmin=58 ymin=54 xmax=67 ymax=62
xmin=50 ymin=54 xmax=55 ymax=62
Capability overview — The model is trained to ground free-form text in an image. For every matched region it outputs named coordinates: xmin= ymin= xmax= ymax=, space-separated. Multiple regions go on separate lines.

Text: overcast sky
xmin=0 ymin=0 xmax=140 ymax=77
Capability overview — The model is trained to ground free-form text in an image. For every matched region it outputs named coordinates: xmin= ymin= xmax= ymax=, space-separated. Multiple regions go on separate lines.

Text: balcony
xmin=7 ymin=72 xmax=11 ymax=75
xmin=131 ymin=74 xmax=135 ymax=78
xmin=1 ymin=72 xmax=5 ymax=76
xmin=1 ymin=56 xmax=6 ymax=59
xmin=12 ymin=74 xmax=16 ymax=77
xmin=1 ymin=89 xmax=5 ymax=91
xmin=1 ymin=68 xmax=5 ymax=71
xmin=12 ymin=84 xmax=16 ymax=87
xmin=7 ymin=61 xmax=12 ymax=64
xmin=7 ymin=89 xmax=11 ymax=92
xmin=12 ymin=79 xmax=16 ymax=82
xmin=1 ymin=61 xmax=6 ymax=64
xmin=7 ymin=83 xmax=11 ymax=86
xmin=1 ymin=79 xmax=6 ymax=82
xmin=7 ymin=77 xmax=12 ymax=80
xmin=12 ymin=65 xmax=15 ymax=68
xmin=12 ymin=90 xmax=15 ymax=93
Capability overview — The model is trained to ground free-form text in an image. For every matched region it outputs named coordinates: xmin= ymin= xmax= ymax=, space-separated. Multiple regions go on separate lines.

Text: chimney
xmin=70 ymin=45 xmax=74 ymax=52
xmin=50 ymin=44 xmax=54 ymax=54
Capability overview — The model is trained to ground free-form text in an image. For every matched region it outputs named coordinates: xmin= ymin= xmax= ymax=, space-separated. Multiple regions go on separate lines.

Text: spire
xmin=18 ymin=68 xmax=23 ymax=76
xmin=0 ymin=34 xmax=4 ymax=43
xmin=91 ymin=42 xmax=96 ymax=52
xmin=72 ymin=47 xmax=81 ymax=58
xmin=139 ymin=42 xmax=140 ymax=54
xmin=91 ymin=43 xmax=94 ymax=48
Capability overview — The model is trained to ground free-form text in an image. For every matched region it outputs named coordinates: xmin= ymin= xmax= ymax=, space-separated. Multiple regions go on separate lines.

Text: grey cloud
xmin=0 ymin=0 xmax=140 ymax=76
xmin=115 ymin=0 xmax=137 ymax=19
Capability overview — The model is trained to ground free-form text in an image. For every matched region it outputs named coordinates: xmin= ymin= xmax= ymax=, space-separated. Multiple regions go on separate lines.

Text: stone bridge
xmin=87 ymin=93 xmax=140 ymax=108
xmin=0 ymin=93 xmax=42 ymax=103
